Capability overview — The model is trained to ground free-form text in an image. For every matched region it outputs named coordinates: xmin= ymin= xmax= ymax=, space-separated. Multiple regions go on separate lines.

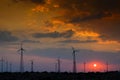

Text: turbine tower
xmin=18 ymin=42 xmax=25 ymax=73
xmin=72 ymin=47 xmax=78 ymax=73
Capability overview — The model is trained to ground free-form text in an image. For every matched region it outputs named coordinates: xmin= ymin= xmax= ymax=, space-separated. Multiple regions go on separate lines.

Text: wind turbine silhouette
xmin=72 ymin=47 xmax=78 ymax=73
xmin=18 ymin=42 xmax=25 ymax=73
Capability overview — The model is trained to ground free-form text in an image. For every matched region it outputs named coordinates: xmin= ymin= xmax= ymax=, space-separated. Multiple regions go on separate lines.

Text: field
xmin=0 ymin=71 xmax=120 ymax=80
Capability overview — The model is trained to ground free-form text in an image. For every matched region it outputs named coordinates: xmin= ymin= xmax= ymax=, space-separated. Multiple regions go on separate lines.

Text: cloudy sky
xmin=0 ymin=0 xmax=120 ymax=72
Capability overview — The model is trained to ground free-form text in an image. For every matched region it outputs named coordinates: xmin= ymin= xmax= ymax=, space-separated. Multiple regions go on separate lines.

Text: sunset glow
xmin=0 ymin=0 xmax=120 ymax=72
xmin=84 ymin=61 xmax=106 ymax=72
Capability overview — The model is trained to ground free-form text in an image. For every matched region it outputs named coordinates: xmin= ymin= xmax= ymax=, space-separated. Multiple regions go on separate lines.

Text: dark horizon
xmin=0 ymin=71 xmax=120 ymax=80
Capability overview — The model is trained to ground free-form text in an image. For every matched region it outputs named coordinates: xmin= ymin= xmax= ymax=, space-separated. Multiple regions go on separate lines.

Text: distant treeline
xmin=0 ymin=71 xmax=120 ymax=80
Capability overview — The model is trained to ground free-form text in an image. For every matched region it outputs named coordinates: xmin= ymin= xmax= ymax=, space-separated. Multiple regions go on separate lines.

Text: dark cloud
xmin=56 ymin=0 xmax=120 ymax=12
xmin=69 ymin=12 xmax=112 ymax=23
xmin=22 ymin=39 xmax=40 ymax=43
xmin=30 ymin=0 xmax=45 ymax=4
xmin=12 ymin=0 xmax=46 ymax=4
xmin=32 ymin=30 xmax=74 ymax=38
xmin=12 ymin=0 xmax=19 ymax=3
xmin=53 ymin=0 xmax=120 ymax=23
xmin=89 ymin=22 xmax=120 ymax=42
xmin=28 ymin=48 xmax=120 ymax=64
xmin=93 ymin=0 xmax=120 ymax=12
xmin=52 ymin=0 xmax=120 ymax=42
xmin=12 ymin=0 xmax=120 ymax=22
xmin=12 ymin=0 xmax=120 ymax=13
xmin=59 ymin=39 xmax=98 ymax=43
xmin=28 ymin=48 xmax=71 ymax=59
xmin=11 ymin=0 xmax=120 ymax=42
xmin=0 ymin=31 xmax=19 ymax=42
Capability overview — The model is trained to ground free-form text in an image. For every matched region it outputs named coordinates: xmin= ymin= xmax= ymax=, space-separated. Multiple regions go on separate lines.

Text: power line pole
xmin=31 ymin=60 xmax=33 ymax=72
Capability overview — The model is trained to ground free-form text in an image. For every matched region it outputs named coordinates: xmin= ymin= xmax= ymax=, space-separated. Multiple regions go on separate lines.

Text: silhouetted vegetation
xmin=0 ymin=71 xmax=120 ymax=80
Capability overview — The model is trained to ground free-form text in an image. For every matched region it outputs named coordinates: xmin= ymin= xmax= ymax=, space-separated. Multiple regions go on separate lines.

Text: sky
xmin=0 ymin=0 xmax=120 ymax=72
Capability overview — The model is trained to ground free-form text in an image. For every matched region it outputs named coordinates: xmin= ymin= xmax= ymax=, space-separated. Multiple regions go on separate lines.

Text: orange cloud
xmin=32 ymin=5 xmax=49 ymax=12
xmin=46 ymin=0 xmax=51 ymax=4
xmin=76 ymin=31 xmax=99 ymax=37
xmin=53 ymin=4 xmax=59 ymax=8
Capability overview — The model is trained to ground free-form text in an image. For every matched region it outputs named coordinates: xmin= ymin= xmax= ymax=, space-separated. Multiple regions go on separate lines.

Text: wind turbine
xmin=18 ymin=42 xmax=25 ymax=73
xmin=72 ymin=47 xmax=78 ymax=73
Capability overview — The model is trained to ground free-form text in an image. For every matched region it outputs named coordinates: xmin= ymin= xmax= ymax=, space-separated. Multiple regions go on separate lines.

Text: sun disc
xmin=93 ymin=64 xmax=97 ymax=67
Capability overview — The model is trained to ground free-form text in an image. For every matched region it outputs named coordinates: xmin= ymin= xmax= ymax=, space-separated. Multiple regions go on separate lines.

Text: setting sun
xmin=86 ymin=61 xmax=106 ymax=72
xmin=93 ymin=64 xmax=97 ymax=67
